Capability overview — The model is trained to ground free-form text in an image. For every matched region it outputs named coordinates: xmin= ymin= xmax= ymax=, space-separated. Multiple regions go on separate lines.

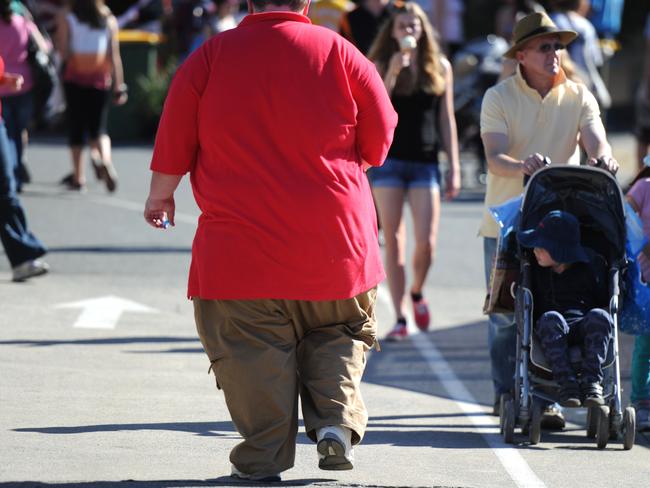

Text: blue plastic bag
xmin=489 ymin=195 xmax=522 ymax=251
xmin=619 ymin=246 xmax=650 ymax=336
xmin=620 ymin=201 xmax=650 ymax=335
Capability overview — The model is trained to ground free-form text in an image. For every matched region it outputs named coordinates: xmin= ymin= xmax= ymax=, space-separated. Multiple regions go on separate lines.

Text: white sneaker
xmin=230 ymin=465 xmax=281 ymax=482
xmin=12 ymin=259 xmax=49 ymax=282
xmin=316 ymin=425 xmax=354 ymax=470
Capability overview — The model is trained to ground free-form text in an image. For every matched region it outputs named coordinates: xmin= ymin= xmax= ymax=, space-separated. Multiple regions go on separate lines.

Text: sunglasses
xmin=530 ymin=42 xmax=566 ymax=54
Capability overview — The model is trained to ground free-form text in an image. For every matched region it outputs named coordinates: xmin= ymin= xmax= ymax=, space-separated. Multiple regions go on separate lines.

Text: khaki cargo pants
xmin=192 ymin=287 xmax=377 ymax=478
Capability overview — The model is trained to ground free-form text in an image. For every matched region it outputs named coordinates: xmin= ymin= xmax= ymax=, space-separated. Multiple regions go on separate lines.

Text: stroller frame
xmin=499 ymin=166 xmax=636 ymax=449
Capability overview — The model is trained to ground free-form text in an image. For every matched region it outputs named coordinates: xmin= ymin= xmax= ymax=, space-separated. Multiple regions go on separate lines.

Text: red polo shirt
xmin=151 ymin=11 xmax=396 ymax=301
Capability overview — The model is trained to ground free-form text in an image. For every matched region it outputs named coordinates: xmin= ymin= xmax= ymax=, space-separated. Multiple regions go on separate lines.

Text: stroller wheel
xmin=503 ymin=398 xmax=515 ymax=444
xmin=623 ymin=407 xmax=636 ymax=450
xmin=596 ymin=405 xmax=610 ymax=449
xmin=529 ymin=401 xmax=542 ymax=445
xmin=586 ymin=406 xmax=599 ymax=439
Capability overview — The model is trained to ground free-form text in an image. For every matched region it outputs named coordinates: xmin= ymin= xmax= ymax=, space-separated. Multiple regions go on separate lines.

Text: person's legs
xmin=536 ymin=311 xmax=574 ymax=382
xmin=294 ymin=288 xmax=376 ymax=462
xmin=192 ymin=298 xmax=299 ymax=478
xmin=88 ymin=89 xmax=117 ymax=192
xmin=631 ymin=335 xmax=650 ymax=431
xmin=63 ymin=83 xmax=87 ymax=188
xmin=575 ymin=308 xmax=612 ymax=406
xmin=578 ymin=308 xmax=613 ymax=384
xmin=2 ymin=93 xmax=33 ymax=188
xmin=405 ymin=164 xmax=440 ymax=330
xmin=631 ymin=335 xmax=650 ymax=405
xmin=0 ymin=121 xmax=47 ymax=272
xmin=483 ymin=237 xmax=516 ymax=402
xmin=370 ymin=161 xmax=407 ymax=324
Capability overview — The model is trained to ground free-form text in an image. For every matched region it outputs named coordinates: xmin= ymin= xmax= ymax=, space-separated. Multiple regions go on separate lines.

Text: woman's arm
xmin=108 ymin=15 xmax=127 ymax=105
xmin=438 ymin=57 xmax=460 ymax=200
xmin=52 ymin=11 xmax=69 ymax=61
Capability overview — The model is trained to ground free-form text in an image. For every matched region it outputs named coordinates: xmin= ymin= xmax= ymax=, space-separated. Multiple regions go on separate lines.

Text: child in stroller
xmin=517 ymin=210 xmax=614 ymax=408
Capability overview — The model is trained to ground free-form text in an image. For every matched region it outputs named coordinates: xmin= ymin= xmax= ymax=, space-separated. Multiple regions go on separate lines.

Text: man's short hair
xmin=250 ymin=0 xmax=309 ymax=12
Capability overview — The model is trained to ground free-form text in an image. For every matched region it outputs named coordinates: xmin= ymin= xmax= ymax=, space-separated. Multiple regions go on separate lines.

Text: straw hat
xmin=504 ymin=12 xmax=577 ymax=59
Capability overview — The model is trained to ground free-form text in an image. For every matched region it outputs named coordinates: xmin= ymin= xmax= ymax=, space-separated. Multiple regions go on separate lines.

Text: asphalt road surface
xmin=1 ymin=139 xmax=648 ymax=488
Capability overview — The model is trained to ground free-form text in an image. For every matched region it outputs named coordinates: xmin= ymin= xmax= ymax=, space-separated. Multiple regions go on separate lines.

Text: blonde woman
xmin=367 ymin=1 xmax=460 ymax=340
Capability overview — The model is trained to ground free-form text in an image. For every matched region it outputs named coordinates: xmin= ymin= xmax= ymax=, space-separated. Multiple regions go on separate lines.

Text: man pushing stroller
xmin=518 ymin=210 xmax=613 ymax=408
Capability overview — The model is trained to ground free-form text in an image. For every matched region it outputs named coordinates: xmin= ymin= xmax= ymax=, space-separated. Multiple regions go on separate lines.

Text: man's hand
xmin=144 ymin=196 xmax=175 ymax=229
xmin=1 ymin=73 xmax=24 ymax=92
xmin=587 ymin=155 xmax=619 ymax=175
xmin=521 ymin=153 xmax=549 ymax=176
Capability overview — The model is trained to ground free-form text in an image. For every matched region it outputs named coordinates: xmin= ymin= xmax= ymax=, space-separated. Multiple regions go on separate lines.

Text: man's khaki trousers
xmin=192 ymin=287 xmax=377 ymax=477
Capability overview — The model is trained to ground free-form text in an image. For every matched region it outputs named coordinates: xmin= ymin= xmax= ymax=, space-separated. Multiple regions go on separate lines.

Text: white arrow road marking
xmin=55 ymin=295 xmax=158 ymax=329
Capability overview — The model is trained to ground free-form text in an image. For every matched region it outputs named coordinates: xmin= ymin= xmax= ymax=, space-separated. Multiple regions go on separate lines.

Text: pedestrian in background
xmin=54 ymin=0 xmax=127 ymax=193
xmin=367 ymin=1 xmax=461 ymax=340
xmin=549 ymin=0 xmax=611 ymax=110
xmin=636 ymin=13 xmax=650 ymax=172
xmin=144 ymin=0 xmax=397 ymax=480
xmin=339 ymin=0 xmax=391 ymax=55
xmin=0 ymin=0 xmax=50 ymax=191
xmin=479 ymin=12 xmax=618 ymax=427
xmin=0 ymin=54 xmax=48 ymax=282
xmin=625 ymin=156 xmax=650 ymax=432
xmin=432 ymin=0 xmax=465 ymax=58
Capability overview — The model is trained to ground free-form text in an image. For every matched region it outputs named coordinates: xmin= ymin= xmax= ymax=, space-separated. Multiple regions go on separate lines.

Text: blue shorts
xmin=368 ymin=157 xmax=440 ymax=190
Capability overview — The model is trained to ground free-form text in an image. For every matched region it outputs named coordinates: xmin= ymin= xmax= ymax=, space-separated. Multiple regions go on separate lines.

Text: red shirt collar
xmin=239 ymin=11 xmax=312 ymax=27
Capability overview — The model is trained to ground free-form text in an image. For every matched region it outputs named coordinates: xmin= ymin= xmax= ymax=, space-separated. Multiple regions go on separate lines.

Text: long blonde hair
xmin=367 ymin=1 xmax=446 ymax=96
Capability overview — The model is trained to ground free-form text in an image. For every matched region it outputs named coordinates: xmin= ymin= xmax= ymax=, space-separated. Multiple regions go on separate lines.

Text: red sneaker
xmin=385 ymin=322 xmax=408 ymax=341
xmin=412 ymin=297 xmax=430 ymax=331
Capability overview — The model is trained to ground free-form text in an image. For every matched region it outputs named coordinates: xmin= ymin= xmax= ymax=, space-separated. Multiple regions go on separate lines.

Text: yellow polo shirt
xmin=479 ymin=66 xmax=602 ymax=238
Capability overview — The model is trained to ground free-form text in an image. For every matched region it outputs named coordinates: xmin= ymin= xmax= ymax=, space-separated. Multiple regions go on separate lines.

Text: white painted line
xmin=86 ymin=195 xmax=199 ymax=225
xmin=375 ymin=286 xmax=547 ymax=488
xmin=55 ymin=295 xmax=158 ymax=329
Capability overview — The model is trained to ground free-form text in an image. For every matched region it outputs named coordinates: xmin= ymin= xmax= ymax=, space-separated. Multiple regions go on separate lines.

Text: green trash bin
xmin=108 ymin=30 xmax=161 ymax=142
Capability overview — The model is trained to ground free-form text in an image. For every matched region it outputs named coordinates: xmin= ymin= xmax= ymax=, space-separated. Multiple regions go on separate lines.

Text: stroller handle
xmin=523 ymin=156 xmax=551 ymax=186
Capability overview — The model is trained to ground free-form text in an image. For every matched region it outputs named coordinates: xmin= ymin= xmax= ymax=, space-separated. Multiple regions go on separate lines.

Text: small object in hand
xmin=399 ymin=35 xmax=417 ymax=51
xmin=161 ymin=217 xmax=170 ymax=229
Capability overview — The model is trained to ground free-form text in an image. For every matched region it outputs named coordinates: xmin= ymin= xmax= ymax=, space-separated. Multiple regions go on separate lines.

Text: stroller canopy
xmin=520 ymin=166 xmax=626 ymax=265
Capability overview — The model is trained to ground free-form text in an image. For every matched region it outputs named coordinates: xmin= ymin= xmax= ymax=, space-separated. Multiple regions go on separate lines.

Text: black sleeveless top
xmin=388 ymin=90 xmax=441 ymax=164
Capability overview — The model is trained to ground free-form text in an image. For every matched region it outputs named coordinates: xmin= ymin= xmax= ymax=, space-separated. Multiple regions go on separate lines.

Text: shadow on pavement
xmin=0 ymin=479 xmax=340 ymax=488
xmin=0 ymin=337 xmax=199 ymax=348
xmin=46 ymin=246 xmax=191 ymax=254
xmin=13 ymin=421 xmax=236 ymax=437
xmin=364 ymin=319 xmax=635 ymax=411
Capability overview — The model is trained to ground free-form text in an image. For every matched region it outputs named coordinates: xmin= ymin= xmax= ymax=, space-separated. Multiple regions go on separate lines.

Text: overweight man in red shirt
xmin=144 ymin=0 xmax=396 ymax=480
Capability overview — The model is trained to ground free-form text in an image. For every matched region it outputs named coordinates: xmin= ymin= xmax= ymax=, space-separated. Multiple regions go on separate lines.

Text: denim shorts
xmin=368 ymin=157 xmax=440 ymax=190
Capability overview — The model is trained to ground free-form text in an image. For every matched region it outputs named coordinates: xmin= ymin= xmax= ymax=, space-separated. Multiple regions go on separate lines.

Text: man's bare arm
xmin=144 ymin=172 xmax=183 ymax=229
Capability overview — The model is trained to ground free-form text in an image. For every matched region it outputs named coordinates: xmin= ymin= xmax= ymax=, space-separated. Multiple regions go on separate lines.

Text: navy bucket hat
xmin=517 ymin=210 xmax=589 ymax=264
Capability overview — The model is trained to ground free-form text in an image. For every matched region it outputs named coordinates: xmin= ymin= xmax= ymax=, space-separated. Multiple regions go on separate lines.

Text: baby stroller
xmin=499 ymin=165 xmax=636 ymax=449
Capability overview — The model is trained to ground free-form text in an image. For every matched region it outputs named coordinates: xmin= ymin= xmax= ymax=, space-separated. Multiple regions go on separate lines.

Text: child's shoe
xmin=581 ymin=382 xmax=605 ymax=407
xmin=559 ymin=381 xmax=581 ymax=408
